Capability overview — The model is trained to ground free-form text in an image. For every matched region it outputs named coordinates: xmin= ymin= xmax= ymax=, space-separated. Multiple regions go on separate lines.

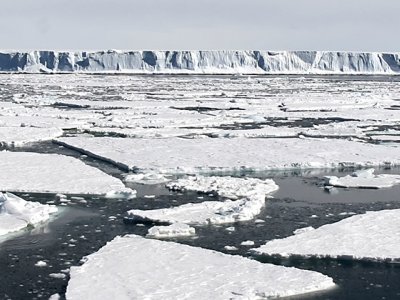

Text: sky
xmin=0 ymin=0 xmax=399 ymax=51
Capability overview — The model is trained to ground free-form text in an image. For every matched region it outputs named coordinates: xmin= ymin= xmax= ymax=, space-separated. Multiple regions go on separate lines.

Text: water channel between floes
xmin=1 ymin=142 xmax=400 ymax=300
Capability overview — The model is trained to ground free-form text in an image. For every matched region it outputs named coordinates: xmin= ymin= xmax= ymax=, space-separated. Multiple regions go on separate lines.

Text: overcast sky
xmin=1 ymin=0 xmax=399 ymax=51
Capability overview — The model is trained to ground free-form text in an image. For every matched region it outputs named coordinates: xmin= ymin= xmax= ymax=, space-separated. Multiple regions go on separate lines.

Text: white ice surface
xmin=325 ymin=169 xmax=400 ymax=189
xmin=0 ymin=193 xmax=57 ymax=236
xmin=125 ymin=172 xmax=171 ymax=185
xmin=56 ymin=137 xmax=400 ymax=173
xmin=147 ymin=223 xmax=196 ymax=238
xmin=252 ymin=209 xmax=400 ymax=261
xmin=0 ymin=151 xmax=135 ymax=196
xmin=66 ymin=235 xmax=335 ymax=300
xmin=128 ymin=176 xmax=278 ymax=225
xmin=0 ymin=127 xmax=63 ymax=146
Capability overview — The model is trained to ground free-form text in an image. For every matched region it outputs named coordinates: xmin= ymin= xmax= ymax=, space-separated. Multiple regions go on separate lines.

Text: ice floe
xmin=0 ymin=151 xmax=135 ymax=196
xmin=56 ymin=137 xmax=400 ymax=174
xmin=0 ymin=192 xmax=57 ymax=237
xmin=66 ymin=235 xmax=335 ymax=300
xmin=252 ymin=209 xmax=400 ymax=262
xmin=325 ymin=169 xmax=400 ymax=189
xmin=0 ymin=127 xmax=63 ymax=146
xmin=127 ymin=176 xmax=278 ymax=225
xmin=147 ymin=223 xmax=196 ymax=238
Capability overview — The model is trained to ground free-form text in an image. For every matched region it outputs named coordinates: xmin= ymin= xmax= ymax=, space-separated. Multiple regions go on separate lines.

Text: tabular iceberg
xmin=1 ymin=50 xmax=399 ymax=74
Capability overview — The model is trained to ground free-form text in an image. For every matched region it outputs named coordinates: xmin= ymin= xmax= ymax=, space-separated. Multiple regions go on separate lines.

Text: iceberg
xmin=0 ymin=192 xmax=57 ymax=237
xmin=252 ymin=209 xmax=400 ymax=262
xmin=0 ymin=50 xmax=399 ymax=74
xmin=66 ymin=235 xmax=335 ymax=299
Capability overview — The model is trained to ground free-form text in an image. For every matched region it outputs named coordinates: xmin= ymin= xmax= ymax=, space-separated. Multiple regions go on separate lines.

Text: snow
xmin=66 ymin=235 xmax=335 ymax=300
xmin=56 ymin=137 xmax=400 ymax=174
xmin=1 ymin=50 xmax=400 ymax=74
xmin=325 ymin=169 xmax=400 ymax=189
xmin=0 ymin=127 xmax=63 ymax=146
xmin=0 ymin=151 xmax=135 ymax=196
xmin=0 ymin=192 xmax=57 ymax=237
xmin=252 ymin=209 xmax=400 ymax=262
xmin=127 ymin=176 xmax=278 ymax=225
xmin=147 ymin=223 xmax=196 ymax=238
xmin=125 ymin=172 xmax=170 ymax=185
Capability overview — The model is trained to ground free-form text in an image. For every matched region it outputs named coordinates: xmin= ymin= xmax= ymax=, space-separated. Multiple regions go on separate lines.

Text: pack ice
xmin=0 ymin=151 xmax=135 ymax=196
xmin=0 ymin=192 xmax=57 ymax=237
xmin=252 ymin=209 xmax=400 ymax=262
xmin=66 ymin=235 xmax=335 ymax=300
xmin=127 ymin=176 xmax=278 ymax=225
xmin=325 ymin=169 xmax=400 ymax=189
xmin=1 ymin=50 xmax=400 ymax=74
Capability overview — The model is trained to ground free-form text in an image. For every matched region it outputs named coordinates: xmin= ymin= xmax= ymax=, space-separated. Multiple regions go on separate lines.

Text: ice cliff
xmin=0 ymin=50 xmax=399 ymax=74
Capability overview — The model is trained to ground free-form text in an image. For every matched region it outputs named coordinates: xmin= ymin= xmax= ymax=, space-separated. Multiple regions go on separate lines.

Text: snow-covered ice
xmin=56 ymin=137 xmax=400 ymax=174
xmin=125 ymin=172 xmax=170 ymax=185
xmin=0 ymin=193 xmax=57 ymax=237
xmin=252 ymin=209 xmax=400 ymax=262
xmin=325 ymin=169 xmax=400 ymax=189
xmin=0 ymin=127 xmax=63 ymax=146
xmin=66 ymin=235 xmax=335 ymax=300
xmin=0 ymin=151 xmax=135 ymax=196
xmin=127 ymin=176 xmax=278 ymax=225
xmin=147 ymin=223 xmax=196 ymax=238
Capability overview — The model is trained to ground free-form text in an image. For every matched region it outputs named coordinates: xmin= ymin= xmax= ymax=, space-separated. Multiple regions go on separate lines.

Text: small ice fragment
xmin=49 ymin=273 xmax=67 ymax=279
xmin=240 ymin=240 xmax=255 ymax=246
xmin=147 ymin=223 xmax=196 ymax=238
xmin=144 ymin=195 xmax=156 ymax=199
xmin=224 ymin=246 xmax=238 ymax=251
xmin=310 ymin=215 xmax=318 ymax=218
xmin=255 ymin=219 xmax=266 ymax=223
xmin=49 ymin=293 xmax=60 ymax=300
xmin=225 ymin=226 xmax=235 ymax=232
xmin=35 ymin=261 xmax=47 ymax=267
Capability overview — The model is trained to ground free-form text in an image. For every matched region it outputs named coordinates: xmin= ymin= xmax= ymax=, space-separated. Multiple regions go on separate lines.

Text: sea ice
xmin=325 ymin=169 xmax=400 ymax=189
xmin=56 ymin=137 xmax=400 ymax=174
xmin=66 ymin=235 xmax=335 ymax=300
xmin=125 ymin=172 xmax=170 ymax=185
xmin=0 ymin=193 xmax=57 ymax=237
xmin=252 ymin=209 xmax=400 ymax=262
xmin=0 ymin=151 xmax=135 ymax=195
xmin=0 ymin=127 xmax=63 ymax=146
xmin=147 ymin=223 xmax=196 ymax=238
xmin=127 ymin=176 xmax=278 ymax=225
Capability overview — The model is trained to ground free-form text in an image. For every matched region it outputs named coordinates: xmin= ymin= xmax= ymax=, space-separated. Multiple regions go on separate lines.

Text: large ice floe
xmin=56 ymin=137 xmax=400 ymax=173
xmin=1 ymin=50 xmax=400 ymax=74
xmin=0 ymin=192 xmax=57 ymax=237
xmin=252 ymin=209 xmax=400 ymax=262
xmin=0 ymin=151 xmax=135 ymax=196
xmin=0 ymin=127 xmax=63 ymax=146
xmin=325 ymin=168 xmax=400 ymax=189
xmin=127 ymin=176 xmax=278 ymax=225
xmin=66 ymin=235 xmax=335 ymax=299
